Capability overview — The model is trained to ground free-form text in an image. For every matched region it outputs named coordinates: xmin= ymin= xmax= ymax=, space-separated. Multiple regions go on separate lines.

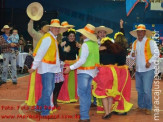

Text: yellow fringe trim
xmin=57 ymin=99 xmax=78 ymax=103
xmin=50 ymin=109 xmax=57 ymax=114
xmin=25 ymin=71 xmax=37 ymax=106
xmin=97 ymin=111 xmax=105 ymax=114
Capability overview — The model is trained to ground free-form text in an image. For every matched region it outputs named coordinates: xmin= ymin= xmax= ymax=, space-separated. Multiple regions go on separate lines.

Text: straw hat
xmin=95 ymin=26 xmax=113 ymax=35
xmin=61 ymin=21 xmax=75 ymax=28
xmin=43 ymin=19 xmax=68 ymax=33
xmin=77 ymin=24 xmax=97 ymax=42
xmin=130 ymin=24 xmax=152 ymax=38
xmin=1 ymin=25 xmax=12 ymax=32
xmin=26 ymin=2 xmax=43 ymax=21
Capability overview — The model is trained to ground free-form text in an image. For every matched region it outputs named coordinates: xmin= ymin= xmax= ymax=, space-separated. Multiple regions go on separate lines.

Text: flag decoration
xmin=144 ymin=0 xmax=150 ymax=9
xmin=126 ymin=0 xmax=150 ymax=16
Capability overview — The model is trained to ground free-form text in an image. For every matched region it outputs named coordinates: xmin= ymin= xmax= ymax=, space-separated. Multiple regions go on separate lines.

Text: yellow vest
xmin=133 ymin=38 xmax=152 ymax=63
xmin=33 ymin=32 xmax=58 ymax=64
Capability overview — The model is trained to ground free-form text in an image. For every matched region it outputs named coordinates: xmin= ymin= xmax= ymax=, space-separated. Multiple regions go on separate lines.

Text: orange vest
xmin=33 ymin=33 xmax=58 ymax=64
xmin=133 ymin=38 xmax=153 ymax=63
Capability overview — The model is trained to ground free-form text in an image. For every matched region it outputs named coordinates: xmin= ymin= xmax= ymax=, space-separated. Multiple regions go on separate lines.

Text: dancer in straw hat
xmin=90 ymin=25 xmax=113 ymax=110
xmin=95 ymin=25 xmax=113 ymax=46
xmin=64 ymin=24 xmax=99 ymax=122
xmin=28 ymin=19 xmax=67 ymax=117
xmin=26 ymin=2 xmax=49 ymax=107
xmin=130 ymin=24 xmax=159 ymax=115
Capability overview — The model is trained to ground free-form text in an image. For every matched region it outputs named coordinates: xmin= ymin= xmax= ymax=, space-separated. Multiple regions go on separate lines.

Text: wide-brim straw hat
xmin=26 ymin=2 xmax=43 ymax=21
xmin=1 ymin=25 xmax=12 ymax=32
xmin=43 ymin=19 xmax=68 ymax=33
xmin=77 ymin=24 xmax=97 ymax=42
xmin=61 ymin=21 xmax=75 ymax=28
xmin=130 ymin=24 xmax=152 ymax=38
xmin=95 ymin=26 xmax=113 ymax=35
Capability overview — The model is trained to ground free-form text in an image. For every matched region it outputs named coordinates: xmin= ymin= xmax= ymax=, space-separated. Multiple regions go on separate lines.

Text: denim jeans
xmin=1 ymin=52 xmax=17 ymax=83
xmin=135 ymin=69 xmax=154 ymax=110
xmin=77 ymin=73 xmax=93 ymax=120
xmin=36 ymin=72 xmax=55 ymax=116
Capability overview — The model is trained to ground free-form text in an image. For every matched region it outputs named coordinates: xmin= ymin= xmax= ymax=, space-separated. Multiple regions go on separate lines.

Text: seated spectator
xmin=24 ymin=45 xmax=34 ymax=70
xmin=24 ymin=40 xmax=32 ymax=52
xmin=18 ymin=36 xmax=26 ymax=52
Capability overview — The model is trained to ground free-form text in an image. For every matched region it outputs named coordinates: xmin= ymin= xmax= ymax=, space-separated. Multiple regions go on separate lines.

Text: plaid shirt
xmin=0 ymin=35 xmax=12 ymax=53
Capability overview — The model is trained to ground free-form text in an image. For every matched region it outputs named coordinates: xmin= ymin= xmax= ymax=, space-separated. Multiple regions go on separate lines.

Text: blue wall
xmin=2 ymin=0 xmax=163 ymax=43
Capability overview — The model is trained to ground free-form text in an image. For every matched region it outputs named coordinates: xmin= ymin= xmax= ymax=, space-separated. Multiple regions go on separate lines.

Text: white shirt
xmin=97 ymin=39 xmax=101 ymax=47
xmin=32 ymin=31 xmax=61 ymax=74
xmin=130 ymin=36 xmax=160 ymax=72
xmin=70 ymin=38 xmax=98 ymax=78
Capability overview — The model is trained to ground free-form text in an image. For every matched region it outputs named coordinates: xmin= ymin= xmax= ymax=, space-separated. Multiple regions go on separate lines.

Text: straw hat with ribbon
xmin=26 ymin=2 xmax=43 ymax=21
xmin=43 ymin=19 xmax=68 ymax=33
xmin=95 ymin=26 xmax=113 ymax=35
xmin=61 ymin=21 xmax=75 ymax=28
xmin=1 ymin=25 xmax=12 ymax=32
xmin=76 ymin=24 xmax=97 ymax=42
xmin=130 ymin=24 xmax=152 ymax=38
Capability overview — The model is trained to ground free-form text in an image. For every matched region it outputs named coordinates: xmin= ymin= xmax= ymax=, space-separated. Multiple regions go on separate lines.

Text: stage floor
xmin=0 ymin=75 xmax=162 ymax=122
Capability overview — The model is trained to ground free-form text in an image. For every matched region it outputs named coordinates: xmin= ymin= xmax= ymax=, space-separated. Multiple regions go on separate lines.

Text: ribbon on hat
xmin=84 ymin=27 xmax=95 ymax=34
xmin=62 ymin=22 xmax=69 ymax=26
xmin=137 ymin=25 xmax=146 ymax=30
xmin=51 ymin=19 xmax=60 ymax=24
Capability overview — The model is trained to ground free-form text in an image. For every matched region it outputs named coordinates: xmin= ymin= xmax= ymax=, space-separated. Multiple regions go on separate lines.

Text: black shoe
xmin=102 ymin=113 xmax=112 ymax=119
xmin=118 ymin=112 xmax=127 ymax=115
xmin=0 ymin=81 xmax=6 ymax=86
xmin=112 ymin=111 xmax=127 ymax=115
xmin=90 ymin=103 xmax=97 ymax=107
xmin=13 ymin=82 xmax=17 ymax=85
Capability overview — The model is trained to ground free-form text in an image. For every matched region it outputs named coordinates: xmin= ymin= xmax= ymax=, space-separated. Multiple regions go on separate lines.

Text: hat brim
xmin=130 ymin=29 xmax=153 ymax=38
xmin=43 ymin=25 xmax=68 ymax=33
xmin=26 ymin=2 xmax=43 ymax=21
xmin=95 ymin=27 xmax=113 ymax=35
xmin=63 ymin=25 xmax=75 ymax=28
xmin=1 ymin=27 xmax=12 ymax=32
xmin=77 ymin=29 xmax=97 ymax=42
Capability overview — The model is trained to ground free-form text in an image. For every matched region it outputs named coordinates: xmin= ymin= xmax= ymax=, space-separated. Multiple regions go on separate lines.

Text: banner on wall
xmin=132 ymin=23 xmax=163 ymax=45
xmin=150 ymin=0 xmax=163 ymax=11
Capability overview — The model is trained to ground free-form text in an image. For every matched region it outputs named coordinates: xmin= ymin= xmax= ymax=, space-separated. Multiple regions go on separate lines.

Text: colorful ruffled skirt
xmin=57 ymin=60 xmax=78 ymax=103
xmin=92 ymin=65 xmax=133 ymax=113
xmin=25 ymin=70 xmax=42 ymax=106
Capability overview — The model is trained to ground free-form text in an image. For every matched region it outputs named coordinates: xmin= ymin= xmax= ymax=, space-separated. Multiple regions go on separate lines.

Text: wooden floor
xmin=0 ymin=75 xmax=163 ymax=122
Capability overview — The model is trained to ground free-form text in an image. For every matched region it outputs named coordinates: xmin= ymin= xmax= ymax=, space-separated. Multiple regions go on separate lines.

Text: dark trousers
xmin=53 ymin=82 xmax=63 ymax=106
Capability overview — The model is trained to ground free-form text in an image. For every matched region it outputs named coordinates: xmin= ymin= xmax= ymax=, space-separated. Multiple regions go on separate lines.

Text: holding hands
xmin=28 ymin=69 xmax=35 ymax=74
xmin=76 ymin=42 xmax=82 ymax=48
xmin=145 ymin=62 xmax=151 ymax=68
xmin=64 ymin=66 xmax=71 ymax=74
xmin=60 ymin=41 xmax=66 ymax=47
